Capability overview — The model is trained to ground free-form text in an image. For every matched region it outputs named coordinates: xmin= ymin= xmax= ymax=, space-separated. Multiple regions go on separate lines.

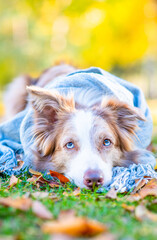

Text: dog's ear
xmin=27 ymin=86 xmax=75 ymax=156
xmin=27 ymin=86 xmax=75 ymax=121
xmin=100 ymin=98 xmax=146 ymax=151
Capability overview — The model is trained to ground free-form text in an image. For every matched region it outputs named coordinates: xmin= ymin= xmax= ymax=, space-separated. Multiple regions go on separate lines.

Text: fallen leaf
xmin=29 ymin=168 xmax=42 ymax=176
xmin=0 ymin=197 xmax=32 ymax=211
xmin=49 ymin=170 xmax=70 ymax=183
xmin=135 ymin=204 xmax=157 ymax=222
xmin=126 ymin=178 xmax=157 ymax=201
xmin=31 ymin=192 xmax=49 ymax=199
xmin=105 ymin=188 xmax=117 ymax=199
xmin=36 ymin=176 xmax=60 ymax=188
xmin=8 ymin=175 xmax=20 ymax=189
xmin=138 ymin=178 xmax=157 ymax=198
xmin=32 ymin=200 xmax=53 ymax=220
xmin=27 ymin=175 xmax=60 ymax=188
xmin=122 ymin=203 xmax=135 ymax=212
xmin=27 ymin=175 xmax=38 ymax=183
xmin=48 ymin=181 xmax=60 ymax=188
xmin=12 ymin=160 xmax=24 ymax=170
xmin=42 ymin=216 xmax=107 ymax=237
xmin=126 ymin=193 xmax=141 ymax=202
xmin=132 ymin=179 xmax=147 ymax=194
xmin=63 ymin=188 xmax=81 ymax=197
xmin=71 ymin=188 xmax=81 ymax=196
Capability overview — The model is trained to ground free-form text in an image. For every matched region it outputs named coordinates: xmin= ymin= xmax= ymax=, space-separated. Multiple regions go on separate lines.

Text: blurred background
xmin=0 ymin=0 xmax=157 ymax=131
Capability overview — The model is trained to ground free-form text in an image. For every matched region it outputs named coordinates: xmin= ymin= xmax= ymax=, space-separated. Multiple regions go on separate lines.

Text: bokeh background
xmin=0 ymin=0 xmax=157 ymax=131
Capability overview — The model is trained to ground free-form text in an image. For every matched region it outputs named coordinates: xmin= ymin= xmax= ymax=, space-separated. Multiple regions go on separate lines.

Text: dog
xmin=4 ymin=64 xmax=147 ymax=189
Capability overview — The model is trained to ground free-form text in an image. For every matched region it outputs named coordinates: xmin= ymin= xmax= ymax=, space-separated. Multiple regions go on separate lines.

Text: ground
xmin=0 ymin=100 xmax=157 ymax=240
xmin=0 ymin=165 xmax=157 ymax=240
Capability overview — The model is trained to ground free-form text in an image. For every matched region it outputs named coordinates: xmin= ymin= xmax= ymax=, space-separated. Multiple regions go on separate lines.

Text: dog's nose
xmin=83 ymin=169 xmax=104 ymax=189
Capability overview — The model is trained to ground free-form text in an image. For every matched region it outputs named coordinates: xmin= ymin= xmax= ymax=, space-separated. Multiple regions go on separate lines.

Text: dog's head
xmin=27 ymin=86 xmax=145 ymax=189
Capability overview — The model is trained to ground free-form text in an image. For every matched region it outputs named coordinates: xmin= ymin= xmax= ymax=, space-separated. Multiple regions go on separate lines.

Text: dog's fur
xmin=4 ymin=64 xmax=145 ymax=188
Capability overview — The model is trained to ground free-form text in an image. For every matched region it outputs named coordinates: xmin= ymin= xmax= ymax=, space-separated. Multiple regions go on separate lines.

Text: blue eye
xmin=103 ymin=139 xmax=111 ymax=146
xmin=66 ymin=142 xmax=75 ymax=149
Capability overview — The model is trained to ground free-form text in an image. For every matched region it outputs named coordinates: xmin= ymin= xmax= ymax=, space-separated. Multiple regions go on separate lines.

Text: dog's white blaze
xmin=72 ymin=110 xmax=94 ymax=148
xmin=66 ymin=110 xmax=112 ymax=188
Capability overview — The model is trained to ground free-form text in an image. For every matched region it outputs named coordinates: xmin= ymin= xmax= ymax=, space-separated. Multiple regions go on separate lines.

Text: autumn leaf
xmin=63 ymin=188 xmax=81 ymax=197
xmin=12 ymin=160 xmax=24 ymax=170
xmin=126 ymin=178 xmax=157 ymax=201
xmin=0 ymin=196 xmax=53 ymax=220
xmin=138 ymin=178 xmax=157 ymax=198
xmin=29 ymin=168 xmax=42 ymax=176
xmin=105 ymin=188 xmax=117 ymax=199
xmin=27 ymin=175 xmax=39 ymax=183
xmin=27 ymin=174 xmax=60 ymax=188
xmin=126 ymin=193 xmax=141 ymax=202
xmin=42 ymin=216 xmax=107 ymax=237
xmin=49 ymin=170 xmax=70 ymax=183
xmin=122 ymin=203 xmax=135 ymax=212
xmin=132 ymin=179 xmax=147 ymax=194
xmin=8 ymin=175 xmax=21 ymax=189
xmin=31 ymin=191 xmax=49 ymax=199
xmin=48 ymin=181 xmax=60 ymax=188
xmin=73 ymin=187 xmax=81 ymax=196
xmin=32 ymin=200 xmax=53 ymax=220
xmin=135 ymin=205 xmax=157 ymax=222
xmin=0 ymin=197 xmax=32 ymax=211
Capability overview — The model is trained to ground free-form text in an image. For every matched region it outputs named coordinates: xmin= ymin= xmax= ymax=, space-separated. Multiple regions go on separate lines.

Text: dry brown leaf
xmin=0 ymin=197 xmax=32 ymax=211
xmin=105 ymin=188 xmax=117 ymax=199
xmin=126 ymin=193 xmax=141 ymax=202
xmin=48 ymin=181 xmax=60 ymax=188
xmin=49 ymin=170 xmax=70 ymax=183
xmin=29 ymin=168 xmax=42 ymax=176
xmin=31 ymin=192 xmax=49 ymax=199
xmin=42 ymin=216 xmax=107 ymax=237
xmin=12 ymin=160 xmax=24 ymax=170
xmin=71 ymin=187 xmax=81 ymax=196
xmin=32 ymin=200 xmax=53 ymax=220
xmin=63 ymin=192 xmax=69 ymax=197
xmin=36 ymin=176 xmax=60 ymax=188
xmin=27 ymin=175 xmax=38 ymax=183
xmin=121 ymin=203 xmax=135 ymax=212
xmin=127 ymin=178 xmax=157 ymax=201
xmin=138 ymin=178 xmax=157 ymax=198
xmin=63 ymin=188 xmax=81 ymax=197
xmin=27 ymin=175 xmax=60 ymax=188
xmin=135 ymin=204 xmax=157 ymax=222
xmin=8 ymin=175 xmax=20 ymax=189
xmin=132 ymin=179 xmax=147 ymax=193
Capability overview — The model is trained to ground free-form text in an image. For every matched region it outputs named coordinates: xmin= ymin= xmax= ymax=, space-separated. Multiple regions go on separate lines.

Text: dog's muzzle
xmin=83 ymin=169 xmax=104 ymax=189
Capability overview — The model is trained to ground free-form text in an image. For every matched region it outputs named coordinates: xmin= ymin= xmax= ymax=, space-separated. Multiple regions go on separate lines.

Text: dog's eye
xmin=66 ymin=142 xmax=75 ymax=149
xmin=103 ymin=139 xmax=111 ymax=146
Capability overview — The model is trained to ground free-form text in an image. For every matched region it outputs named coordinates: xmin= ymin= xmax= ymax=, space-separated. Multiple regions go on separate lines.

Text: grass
xmin=0 ymin=173 xmax=157 ymax=240
xmin=0 ymin=99 xmax=157 ymax=240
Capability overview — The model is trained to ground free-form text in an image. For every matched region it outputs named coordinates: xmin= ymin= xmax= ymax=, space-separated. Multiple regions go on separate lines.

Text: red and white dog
xmin=4 ymin=64 xmax=145 ymax=189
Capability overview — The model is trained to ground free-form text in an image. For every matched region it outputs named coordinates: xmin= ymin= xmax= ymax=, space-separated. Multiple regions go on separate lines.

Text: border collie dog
xmin=4 ymin=64 xmax=153 ymax=189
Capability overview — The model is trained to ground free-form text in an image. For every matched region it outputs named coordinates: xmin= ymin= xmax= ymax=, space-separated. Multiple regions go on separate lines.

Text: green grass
xmin=0 ymin=173 xmax=157 ymax=240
